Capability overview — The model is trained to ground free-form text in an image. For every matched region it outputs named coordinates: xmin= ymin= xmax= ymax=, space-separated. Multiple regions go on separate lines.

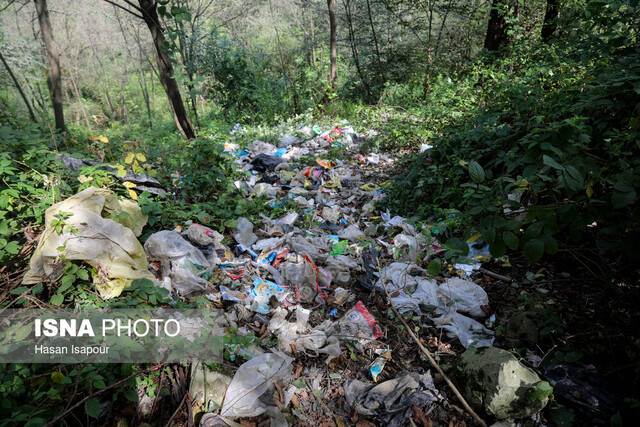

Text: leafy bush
xmin=384 ymin=1 xmax=640 ymax=268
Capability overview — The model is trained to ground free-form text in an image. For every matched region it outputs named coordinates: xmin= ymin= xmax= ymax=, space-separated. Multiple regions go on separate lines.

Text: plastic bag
xmin=233 ymin=217 xmax=258 ymax=247
xmin=220 ymin=352 xmax=293 ymax=418
xmin=325 ymin=301 xmax=383 ymax=345
xmin=185 ymin=223 xmax=223 ymax=246
xmin=250 ymin=154 xmax=284 ymax=172
xmin=432 ymin=311 xmax=494 ymax=348
xmin=436 ymin=277 xmax=489 ymax=318
xmin=344 ymin=371 xmax=438 ymax=427
xmin=144 ymin=230 xmax=211 ymax=295
xmin=23 ymin=187 xmax=154 ymax=299
xmin=338 ymin=225 xmax=364 ymax=242
xmin=393 ymin=233 xmax=426 ymax=261
xmin=324 ymin=255 xmax=358 ymax=286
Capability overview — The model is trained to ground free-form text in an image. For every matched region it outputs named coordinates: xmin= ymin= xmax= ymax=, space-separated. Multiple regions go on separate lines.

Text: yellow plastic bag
xmin=23 ymin=187 xmax=154 ymax=299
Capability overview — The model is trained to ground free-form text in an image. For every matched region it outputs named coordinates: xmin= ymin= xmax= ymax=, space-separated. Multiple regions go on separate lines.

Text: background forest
xmin=0 ymin=0 xmax=639 ymax=425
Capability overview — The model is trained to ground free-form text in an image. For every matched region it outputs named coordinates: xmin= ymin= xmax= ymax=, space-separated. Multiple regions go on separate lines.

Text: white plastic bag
xmin=220 ymin=352 xmax=293 ymax=418
xmin=144 ymin=230 xmax=210 ymax=295
xmin=436 ymin=277 xmax=489 ymax=318
xmin=233 ymin=217 xmax=258 ymax=247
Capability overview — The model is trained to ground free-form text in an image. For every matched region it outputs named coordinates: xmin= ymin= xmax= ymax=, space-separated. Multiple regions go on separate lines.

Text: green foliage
xmin=528 ymin=381 xmax=554 ymax=402
xmin=0 ymin=125 xmax=60 ymax=265
xmin=427 ymin=257 xmax=442 ymax=278
xmin=384 ymin=1 xmax=640 ymax=267
xmin=0 ymin=363 xmax=139 ymax=426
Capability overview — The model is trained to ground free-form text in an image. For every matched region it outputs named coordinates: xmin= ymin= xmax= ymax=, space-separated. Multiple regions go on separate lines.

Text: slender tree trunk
xmin=0 ymin=50 xmax=38 ymax=123
xmin=90 ymin=42 xmax=115 ymax=119
xmin=269 ymin=0 xmax=300 ymax=114
xmin=175 ymin=19 xmax=201 ymax=130
xmin=365 ymin=0 xmax=385 ymax=83
xmin=34 ymin=0 xmax=65 ymax=133
xmin=484 ymin=0 xmax=515 ymax=51
xmin=71 ymin=47 xmax=91 ymax=128
xmin=138 ymin=0 xmax=195 ymax=140
xmin=343 ymin=0 xmax=372 ymax=101
xmin=541 ymin=0 xmax=559 ymax=43
xmin=327 ymin=0 xmax=337 ymax=91
xmin=309 ymin=0 xmax=316 ymax=66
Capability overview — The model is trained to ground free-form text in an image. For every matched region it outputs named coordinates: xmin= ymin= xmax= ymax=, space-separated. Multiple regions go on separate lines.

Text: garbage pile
xmin=155 ymin=123 xmax=501 ymax=423
xmin=26 ymin=123 xmax=513 ymax=425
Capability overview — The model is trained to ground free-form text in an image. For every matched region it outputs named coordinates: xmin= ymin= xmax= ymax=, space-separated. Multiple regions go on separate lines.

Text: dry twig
xmin=379 ymin=267 xmax=487 ymax=427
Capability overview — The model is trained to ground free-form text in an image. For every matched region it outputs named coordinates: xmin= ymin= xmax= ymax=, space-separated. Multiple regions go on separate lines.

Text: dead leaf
xmin=412 ymin=405 xmax=431 ymax=427
xmin=448 ymin=416 xmax=466 ymax=427
xmin=290 ymin=394 xmax=300 ymax=408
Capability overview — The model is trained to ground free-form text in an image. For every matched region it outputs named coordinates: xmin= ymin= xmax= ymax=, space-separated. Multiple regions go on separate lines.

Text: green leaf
xmin=612 ymin=190 xmax=636 ymax=208
xmin=51 ymin=372 xmax=65 ymax=384
xmin=489 ymin=238 xmax=507 ymax=258
xmin=51 ymin=294 xmax=64 ymax=306
xmin=10 ymin=286 xmax=29 ymax=295
xmin=523 ymin=239 xmax=545 ymax=262
xmin=76 ymin=269 xmax=89 ymax=281
xmin=85 ymin=398 xmax=101 ymax=419
xmin=292 ymin=379 xmax=307 ymax=388
xmin=124 ymin=389 xmax=139 ymax=402
xmin=563 ymin=166 xmax=583 ymax=191
xmin=4 ymin=240 xmax=19 ymax=254
xmin=542 ymin=233 xmax=558 ymax=255
xmin=427 ymin=258 xmax=442 ymax=278
xmin=528 ymin=381 xmax=553 ymax=402
xmin=468 ymin=160 xmax=485 ymax=183
xmin=502 ymin=231 xmax=519 ymax=250
xmin=224 ymin=219 xmax=238 ymax=229
xmin=613 ymin=180 xmax=634 ymax=193
xmin=93 ymin=378 xmax=106 ymax=390
xmin=543 ymin=155 xmax=565 ymax=170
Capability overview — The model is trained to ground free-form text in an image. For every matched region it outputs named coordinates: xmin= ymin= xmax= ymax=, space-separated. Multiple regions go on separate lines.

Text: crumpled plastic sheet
xmin=324 ymin=254 xmax=359 ymax=286
xmin=393 ymin=232 xmax=427 ymax=262
xmin=338 ymin=224 xmax=364 ymax=242
xmin=23 ymin=187 xmax=154 ymax=299
xmin=220 ymin=352 xmax=294 ymax=419
xmin=376 ymin=262 xmax=493 ymax=348
xmin=233 ymin=217 xmax=258 ymax=247
xmin=144 ymin=230 xmax=211 ymax=295
xmin=344 ymin=371 xmax=439 ymax=427
xmin=324 ymin=301 xmax=383 ymax=345
xmin=432 ymin=311 xmax=494 ymax=348
xmin=185 ymin=223 xmax=223 ymax=246
xmin=436 ymin=277 xmax=489 ymax=318
xmin=268 ymin=306 xmax=330 ymax=357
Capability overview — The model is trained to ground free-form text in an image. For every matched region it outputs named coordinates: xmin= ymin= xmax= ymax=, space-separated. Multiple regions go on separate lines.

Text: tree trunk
xmin=138 ymin=0 xmax=195 ymax=140
xmin=484 ymin=0 xmax=515 ymax=51
xmin=327 ymin=0 xmax=337 ymax=90
xmin=309 ymin=0 xmax=316 ymax=67
xmin=541 ymin=0 xmax=559 ymax=43
xmin=34 ymin=0 xmax=65 ymax=133
xmin=343 ymin=0 xmax=372 ymax=102
xmin=365 ymin=0 xmax=385 ymax=83
xmin=0 ymin=50 xmax=37 ymax=123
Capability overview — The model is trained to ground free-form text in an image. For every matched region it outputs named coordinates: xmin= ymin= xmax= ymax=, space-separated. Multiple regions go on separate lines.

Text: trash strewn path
xmin=135 ymin=124 xmax=547 ymax=427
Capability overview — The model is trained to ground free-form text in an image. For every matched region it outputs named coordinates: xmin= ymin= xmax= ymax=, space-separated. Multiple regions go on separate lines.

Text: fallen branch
xmin=479 ymin=268 xmax=512 ymax=282
xmin=380 ymin=270 xmax=487 ymax=427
